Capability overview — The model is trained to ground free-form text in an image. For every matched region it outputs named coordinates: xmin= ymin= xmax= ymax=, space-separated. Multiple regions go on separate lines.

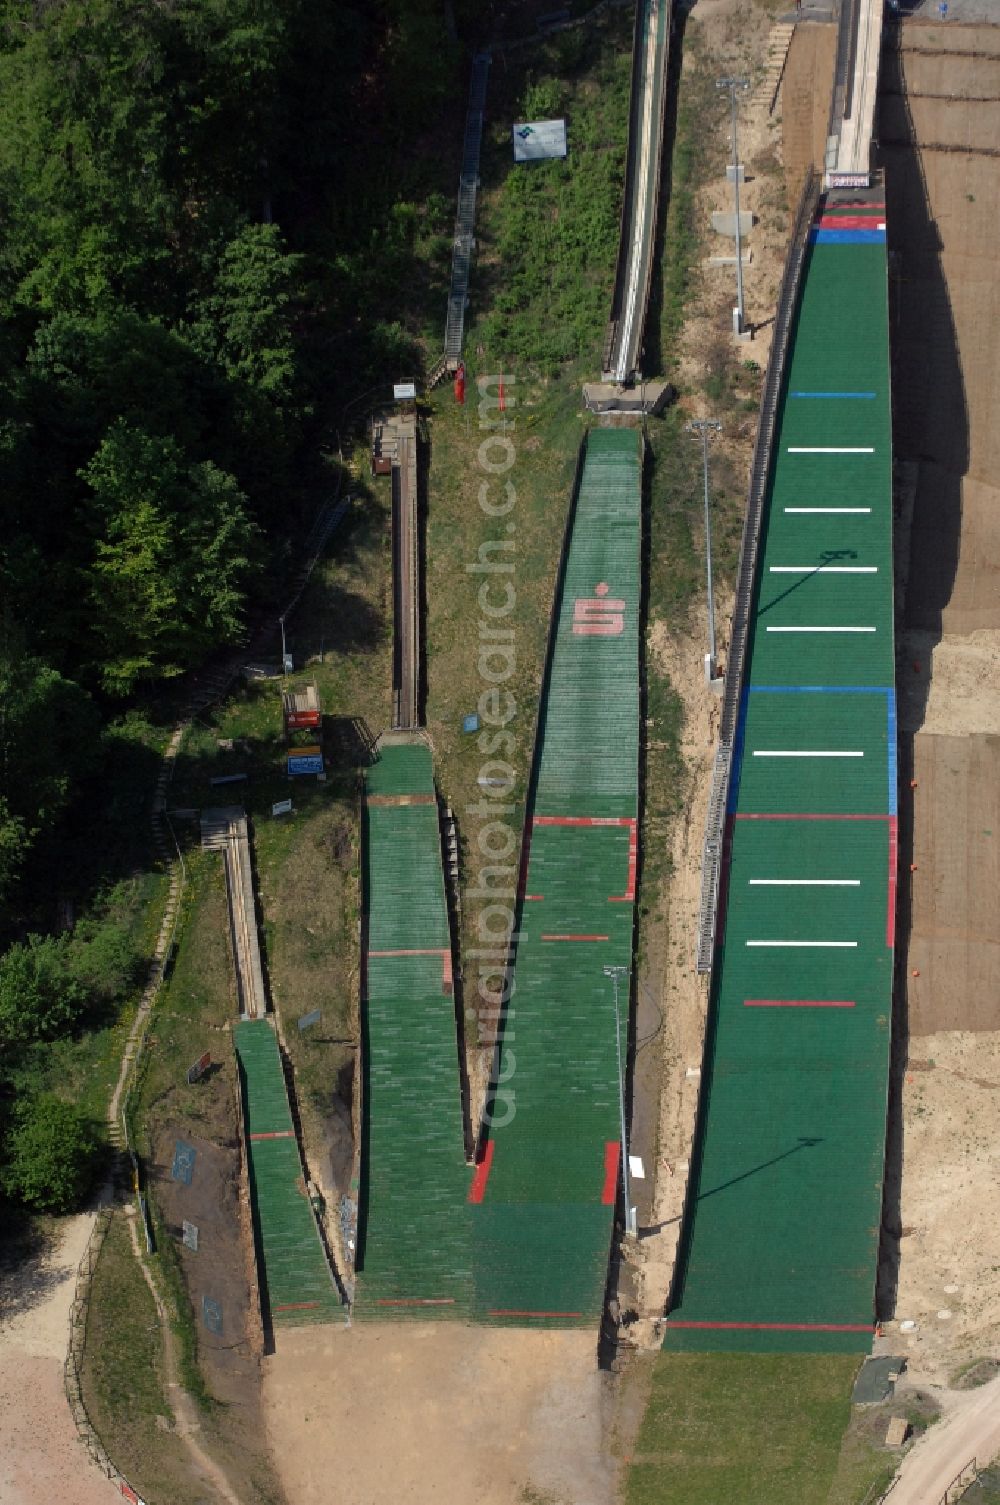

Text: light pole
xmin=717 ymin=76 xmax=750 ymax=338
xmin=280 ymin=614 xmax=289 ymax=675
xmin=604 ymin=964 xmax=636 ymax=1237
xmin=688 ymin=420 xmax=722 ymax=683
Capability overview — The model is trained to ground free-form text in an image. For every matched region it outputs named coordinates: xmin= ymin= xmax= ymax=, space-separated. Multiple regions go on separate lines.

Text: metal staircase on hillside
xmin=443 ymin=52 xmax=491 ymax=369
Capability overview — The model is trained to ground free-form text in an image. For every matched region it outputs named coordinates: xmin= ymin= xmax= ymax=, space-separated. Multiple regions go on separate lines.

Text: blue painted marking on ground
xmin=727 ymin=686 xmax=751 ymax=815
xmin=886 ymin=689 xmax=898 ymax=817
xmin=789 ymin=391 xmax=877 ymax=399
xmin=171 ymin=1139 xmax=197 ymax=1186
xmin=810 ymin=229 xmax=886 ymax=245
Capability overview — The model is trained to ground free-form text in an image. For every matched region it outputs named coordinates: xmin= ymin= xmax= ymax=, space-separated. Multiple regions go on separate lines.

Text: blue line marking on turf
xmin=810 ymin=228 xmax=886 ymax=245
xmin=727 ymin=686 xmax=751 ymax=815
xmin=886 ymin=689 xmax=898 ymax=817
xmin=789 ymin=391 xmax=877 ymax=399
xmin=750 ymin=685 xmax=888 ymax=694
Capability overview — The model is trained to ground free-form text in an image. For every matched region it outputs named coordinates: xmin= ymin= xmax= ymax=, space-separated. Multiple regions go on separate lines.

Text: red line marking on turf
xmin=819 ymin=216 xmax=886 ymax=230
xmin=524 ymin=894 xmax=543 ymax=902
xmin=368 ymin=948 xmax=452 ymax=993
xmin=666 ymin=1320 xmax=873 ymax=1332
xmin=249 ymin=1130 xmax=295 ymax=1140
xmin=488 ymin=1310 xmax=584 ymax=1318
xmin=533 ymin=815 xmax=634 ymax=827
xmin=744 ymin=1000 xmax=856 ymax=1008
xmin=735 ymin=813 xmax=889 ymax=821
xmin=375 ymin=1298 xmax=456 ymax=1307
xmin=602 ymin=1141 xmax=621 ymax=1204
xmin=610 ymin=818 xmax=638 ymax=902
xmin=887 ymin=814 xmax=898 ymax=949
xmin=468 ymin=1140 xmax=496 ymax=1204
xmin=369 ymin=948 xmax=442 ymax=955
xmin=540 ymin=934 xmax=609 ymax=942
xmin=273 ymin=1301 xmax=321 ymax=1312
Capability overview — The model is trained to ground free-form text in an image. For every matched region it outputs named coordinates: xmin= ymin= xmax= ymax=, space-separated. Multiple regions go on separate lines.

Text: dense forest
xmin=0 ymin=0 xmax=476 ymax=1207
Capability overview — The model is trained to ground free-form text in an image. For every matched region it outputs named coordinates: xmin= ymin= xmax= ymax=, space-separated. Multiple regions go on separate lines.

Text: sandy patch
xmin=264 ymin=1323 xmax=619 ymax=1505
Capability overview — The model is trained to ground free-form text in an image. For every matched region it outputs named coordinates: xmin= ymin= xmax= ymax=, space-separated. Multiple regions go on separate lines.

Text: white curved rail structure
xmin=603 ymin=0 xmax=671 ymax=384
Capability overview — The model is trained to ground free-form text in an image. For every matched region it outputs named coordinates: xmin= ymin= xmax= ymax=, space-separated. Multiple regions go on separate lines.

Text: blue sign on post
xmin=287 ymin=745 xmax=324 ymax=776
xmin=202 ymin=1296 xmax=223 ymax=1334
xmin=463 ymin=714 xmax=480 ymax=734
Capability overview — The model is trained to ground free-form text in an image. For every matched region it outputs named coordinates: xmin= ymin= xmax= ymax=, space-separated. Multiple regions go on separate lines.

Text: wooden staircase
xmin=754 ymin=21 xmax=796 ymax=117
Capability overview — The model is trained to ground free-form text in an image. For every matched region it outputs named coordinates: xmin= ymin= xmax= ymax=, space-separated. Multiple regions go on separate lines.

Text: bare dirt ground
xmin=878 ymin=18 xmax=1000 ymax=1409
xmin=0 ymin=1212 xmax=116 ymax=1505
xmin=263 ymin=1323 xmax=621 ymax=1505
xmin=905 ymin=734 xmax=1000 ymax=1035
xmin=630 ymin=611 xmax=721 ymax=1331
xmin=782 ymin=22 xmax=838 ymax=203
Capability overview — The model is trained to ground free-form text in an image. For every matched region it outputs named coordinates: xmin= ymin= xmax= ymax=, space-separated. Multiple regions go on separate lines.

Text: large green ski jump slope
xmin=474 ymin=427 xmax=642 ymax=1325
xmin=355 ymin=430 xmax=642 ymax=1324
xmin=664 ymin=191 xmax=895 ymax=1354
xmin=355 ymin=738 xmax=473 ymax=1316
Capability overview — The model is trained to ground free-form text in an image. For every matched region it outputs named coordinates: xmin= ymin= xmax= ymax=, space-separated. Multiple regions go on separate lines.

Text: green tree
xmin=0 ymin=797 xmax=27 ymax=913
xmin=190 ymin=223 xmax=303 ymax=406
xmin=0 ymin=933 xmax=88 ymax=1060
xmin=1 ymin=1095 xmax=99 ymax=1213
xmin=82 ymin=420 xmax=259 ymax=693
xmin=0 ymin=647 xmax=100 ymax=837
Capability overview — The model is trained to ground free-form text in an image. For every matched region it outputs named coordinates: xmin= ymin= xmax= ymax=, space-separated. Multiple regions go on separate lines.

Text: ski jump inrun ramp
xmin=666 ymin=191 xmax=895 ymax=1353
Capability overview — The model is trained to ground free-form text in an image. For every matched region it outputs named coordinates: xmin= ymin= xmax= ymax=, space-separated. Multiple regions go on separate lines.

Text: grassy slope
xmin=627 ymin=1354 xmax=863 ymax=1505
xmin=81 ymin=1214 xmax=198 ymax=1505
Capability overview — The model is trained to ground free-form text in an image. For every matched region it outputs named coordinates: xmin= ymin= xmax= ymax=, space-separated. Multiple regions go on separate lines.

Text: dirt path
xmin=882 ymin=1374 xmax=1000 ymax=1504
xmin=264 ymin=1323 xmax=619 ymax=1505
xmin=121 ymin=1211 xmax=242 ymax=1505
xmin=0 ymin=1212 xmax=115 ymax=1505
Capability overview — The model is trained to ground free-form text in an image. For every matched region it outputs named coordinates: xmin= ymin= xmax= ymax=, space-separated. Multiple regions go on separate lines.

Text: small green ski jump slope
xmin=235 ymin=1018 xmax=342 ymax=1326
xmin=473 ymin=427 xmax=642 ymax=1326
xmin=355 ymin=738 xmax=473 ymax=1317
xmin=664 ymin=191 xmax=895 ymax=1354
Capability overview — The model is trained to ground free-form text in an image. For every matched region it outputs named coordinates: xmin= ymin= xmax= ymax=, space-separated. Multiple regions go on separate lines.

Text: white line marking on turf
xmin=787 ymin=447 xmax=874 ymax=454
xmin=768 ymin=566 xmax=877 ymax=574
xmin=765 ymin=626 xmax=876 ymax=633
xmin=749 ymin=879 xmax=861 ymax=887
xmin=784 ymin=507 xmax=872 ymax=514
xmin=751 ymin=750 xmax=863 ymax=757
xmin=746 ymin=940 xmax=858 ymax=948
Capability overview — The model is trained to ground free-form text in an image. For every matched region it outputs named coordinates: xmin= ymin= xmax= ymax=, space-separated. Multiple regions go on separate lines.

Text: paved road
xmin=886 ymin=1374 xmax=1000 ymax=1505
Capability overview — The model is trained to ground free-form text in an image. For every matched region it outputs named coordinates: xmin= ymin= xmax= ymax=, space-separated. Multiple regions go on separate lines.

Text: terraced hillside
xmin=665 ymin=192 xmax=895 ymax=1353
